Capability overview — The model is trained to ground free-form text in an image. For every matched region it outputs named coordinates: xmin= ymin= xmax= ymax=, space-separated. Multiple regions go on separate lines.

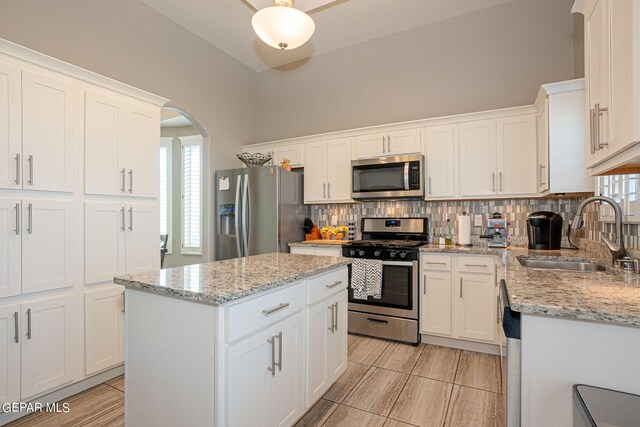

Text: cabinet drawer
xmin=226 ymin=283 xmax=304 ymax=343
xmin=422 ymin=255 xmax=451 ymax=271
xmin=457 ymin=256 xmax=495 ymax=274
xmin=306 ymin=268 xmax=348 ymax=306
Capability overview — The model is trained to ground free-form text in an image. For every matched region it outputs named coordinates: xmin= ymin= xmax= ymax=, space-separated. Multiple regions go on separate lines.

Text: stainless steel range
xmin=342 ymin=218 xmax=428 ymax=344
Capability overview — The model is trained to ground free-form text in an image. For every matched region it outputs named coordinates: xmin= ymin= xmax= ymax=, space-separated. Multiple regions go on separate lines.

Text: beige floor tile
xmin=347 ymin=334 xmax=361 ymax=348
xmin=106 ymin=375 xmax=125 ymax=392
xmin=324 ymin=361 xmax=371 ymax=403
xmin=384 ymin=418 xmax=419 ymax=427
xmin=80 ymin=404 xmax=124 ymax=427
xmin=389 ymin=376 xmax=453 ymax=427
xmin=454 ymin=351 xmax=501 ymax=393
xmin=444 ymin=385 xmax=505 ymax=427
xmin=6 ymin=384 xmax=123 ymax=427
xmin=322 ymin=405 xmax=387 ymax=427
xmin=411 ymin=345 xmax=461 ymax=383
xmin=294 ymin=399 xmax=338 ymax=427
xmin=343 ymin=367 xmax=409 ymax=417
xmin=348 ymin=336 xmax=390 ymax=365
xmin=374 ymin=342 xmax=424 ymax=374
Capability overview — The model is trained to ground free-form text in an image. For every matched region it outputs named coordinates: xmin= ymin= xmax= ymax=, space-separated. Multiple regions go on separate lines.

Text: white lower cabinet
xmin=0 ymin=303 xmax=20 ymax=405
xmin=227 ymin=311 xmax=304 ymax=427
xmin=84 ymin=285 xmax=124 ymax=375
xmin=420 ymin=254 xmax=498 ymax=345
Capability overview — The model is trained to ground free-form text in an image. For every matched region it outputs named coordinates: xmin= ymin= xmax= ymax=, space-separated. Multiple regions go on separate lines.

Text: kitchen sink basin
xmin=517 ymin=257 xmax=606 ymax=272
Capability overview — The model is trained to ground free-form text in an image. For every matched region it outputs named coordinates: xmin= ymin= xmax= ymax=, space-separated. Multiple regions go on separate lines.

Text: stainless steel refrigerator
xmin=214 ymin=165 xmax=309 ymax=261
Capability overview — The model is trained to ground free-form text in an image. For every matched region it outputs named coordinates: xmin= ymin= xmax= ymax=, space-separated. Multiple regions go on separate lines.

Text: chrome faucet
xmin=570 ymin=196 xmax=625 ymax=264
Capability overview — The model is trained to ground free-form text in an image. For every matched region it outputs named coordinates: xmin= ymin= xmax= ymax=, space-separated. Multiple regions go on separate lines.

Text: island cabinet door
xmin=305 ymin=300 xmax=330 ymax=407
xmin=327 ymin=290 xmax=348 ymax=381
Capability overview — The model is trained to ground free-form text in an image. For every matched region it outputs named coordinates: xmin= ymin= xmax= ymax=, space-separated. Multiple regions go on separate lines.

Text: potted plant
xmin=334 ymin=225 xmax=348 ymax=240
xmin=320 ymin=226 xmax=334 ymax=240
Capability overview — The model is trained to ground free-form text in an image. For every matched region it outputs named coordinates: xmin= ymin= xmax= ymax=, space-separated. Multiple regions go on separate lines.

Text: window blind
xmin=182 ymin=139 xmax=202 ymax=254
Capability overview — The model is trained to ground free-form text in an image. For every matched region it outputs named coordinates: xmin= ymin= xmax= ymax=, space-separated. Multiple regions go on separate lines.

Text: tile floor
xmin=6 ymin=336 xmax=504 ymax=427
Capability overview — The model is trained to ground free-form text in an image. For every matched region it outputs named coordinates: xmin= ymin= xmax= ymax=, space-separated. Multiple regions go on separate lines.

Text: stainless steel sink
xmin=517 ymin=257 xmax=606 ymax=272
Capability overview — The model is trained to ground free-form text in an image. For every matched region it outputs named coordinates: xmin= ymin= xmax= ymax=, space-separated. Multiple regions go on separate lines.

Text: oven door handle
xmin=380 ymin=260 xmax=414 ymax=266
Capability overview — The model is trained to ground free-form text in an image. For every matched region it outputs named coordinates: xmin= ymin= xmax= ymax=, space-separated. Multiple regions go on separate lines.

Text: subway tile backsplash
xmin=309 ymin=197 xmax=640 ymax=250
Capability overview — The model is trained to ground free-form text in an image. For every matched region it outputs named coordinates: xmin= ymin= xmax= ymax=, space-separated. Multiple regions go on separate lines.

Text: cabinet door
xmin=272 ymin=145 xmax=304 ymax=168
xmin=459 ymin=120 xmax=497 ymax=197
xmin=125 ymin=104 xmax=160 ymax=197
xmin=21 ymin=294 xmax=76 ymax=399
xmin=84 ymin=285 xmax=125 ymax=375
xmin=537 ymin=101 xmax=550 ymax=192
xmin=306 ymin=301 xmax=330 ymax=407
xmin=304 ymin=142 xmax=327 ymax=203
xmin=271 ymin=311 xmax=305 ymax=427
xmin=125 ymin=202 xmax=159 ymax=274
xmin=0 ymin=62 xmax=21 ymax=190
xmin=0 ymin=303 xmax=20 ymax=405
xmin=352 ymin=133 xmax=385 ymax=159
xmin=420 ymin=270 xmax=452 ymax=336
xmin=453 ymin=273 xmax=496 ymax=343
xmin=387 ymin=128 xmax=421 ymax=156
xmin=22 ymin=199 xmax=75 ymax=294
xmin=326 ymin=137 xmax=352 ymax=202
xmin=496 ymin=114 xmax=537 ymax=195
xmin=22 ymin=70 xmax=76 ymax=192
xmin=227 ymin=328 xmax=271 ymax=427
xmin=85 ymin=91 xmax=126 ymax=196
xmin=327 ymin=290 xmax=347 ymax=382
xmin=85 ymin=202 xmax=126 ymax=284
xmin=0 ymin=199 xmax=21 ymax=298
xmin=424 ymin=125 xmax=455 ymax=198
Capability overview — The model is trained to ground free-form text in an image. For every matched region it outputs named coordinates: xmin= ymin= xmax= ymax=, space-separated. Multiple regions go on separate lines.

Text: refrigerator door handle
xmin=235 ymin=175 xmax=243 ymax=257
xmin=242 ymin=174 xmax=250 ymax=256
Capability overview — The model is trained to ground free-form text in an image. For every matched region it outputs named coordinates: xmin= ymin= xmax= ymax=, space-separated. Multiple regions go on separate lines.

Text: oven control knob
xmin=400 ymin=252 xmax=407 ymax=259
xmin=349 ymin=250 xmax=356 ymax=256
xmin=374 ymin=250 xmax=381 ymax=257
xmin=358 ymin=250 xmax=365 ymax=256
xmin=390 ymin=251 xmax=397 ymax=258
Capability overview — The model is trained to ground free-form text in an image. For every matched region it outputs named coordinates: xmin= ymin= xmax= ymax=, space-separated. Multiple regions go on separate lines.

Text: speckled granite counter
xmin=114 ymin=253 xmax=350 ymax=305
xmin=419 ymin=244 xmax=640 ymax=327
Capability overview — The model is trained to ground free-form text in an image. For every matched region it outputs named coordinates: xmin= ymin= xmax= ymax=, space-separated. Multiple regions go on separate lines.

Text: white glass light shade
xmin=252 ymin=6 xmax=315 ymax=50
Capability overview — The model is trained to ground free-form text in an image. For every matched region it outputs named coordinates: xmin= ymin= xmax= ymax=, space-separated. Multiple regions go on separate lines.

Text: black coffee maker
xmin=527 ymin=211 xmax=563 ymax=250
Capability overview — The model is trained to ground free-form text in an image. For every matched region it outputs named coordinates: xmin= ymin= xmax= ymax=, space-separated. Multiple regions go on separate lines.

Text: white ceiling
xmin=141 ymin=0 xmax=515 ymax=72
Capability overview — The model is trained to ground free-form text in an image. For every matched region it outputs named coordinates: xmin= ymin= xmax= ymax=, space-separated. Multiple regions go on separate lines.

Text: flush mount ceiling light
xmin=251 ymin=0 xmax=316 ymax=50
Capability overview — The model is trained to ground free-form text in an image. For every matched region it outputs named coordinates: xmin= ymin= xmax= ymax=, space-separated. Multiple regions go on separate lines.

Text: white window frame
xmin=181 ymin=135 xmax=203 ymax=255
xmin=596 ymin=173 xmax=640 ymax=223
xmin=160 ymin=138 xmax=173 ymax=254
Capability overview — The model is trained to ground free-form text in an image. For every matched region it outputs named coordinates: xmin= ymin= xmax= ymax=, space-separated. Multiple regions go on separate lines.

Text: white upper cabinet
xmin=423 ymin=125 xmax=455 ymax=199
xmin=0 ymin=199 xmax=21 ymax=298
xmin=459 ymin=119 xmax=497 ymax=197
xmin=125 ymin=202 xmax=159 ymax=274
xmin=537 ymin=99 xmax=550 ymax=192
xmin=496 ymin=114 xmax=537 ymax=195
xmin=21 ymin=199 xmax=76 ymax=294
xmin=85 ymin=92 xmax=126 ymax=196
xmin=272 ymin=145 xmax=304 ymax=168
xmin=304 ymin=137 xmax=352 ymax=204
xmin=352 ymin=128 xmax=420 ymax=159
xmin=124 ymin=104 xmax=160 ymax=198
xmin=22 ymin=70 xmax=76 ymax=193
xmin=0 ymin=62 xmax=21 ymax=190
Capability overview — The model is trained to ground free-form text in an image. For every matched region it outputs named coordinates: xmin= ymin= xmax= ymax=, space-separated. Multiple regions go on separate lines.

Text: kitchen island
xmin=114 ymin=253 xmax=350 ymax=427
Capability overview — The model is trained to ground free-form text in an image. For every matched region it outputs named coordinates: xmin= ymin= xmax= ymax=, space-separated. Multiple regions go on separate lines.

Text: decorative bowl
xmin=236 ymin=153 xmax=272 ymax=168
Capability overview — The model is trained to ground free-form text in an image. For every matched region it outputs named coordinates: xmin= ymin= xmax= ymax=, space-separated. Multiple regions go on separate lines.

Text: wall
xmin=0 ymin=0 xmax=258 ymax=261
xmin=255 ymin=0 xmax=579 ymax=142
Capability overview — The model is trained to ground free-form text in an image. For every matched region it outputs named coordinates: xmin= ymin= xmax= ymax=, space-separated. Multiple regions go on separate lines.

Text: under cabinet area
xmin=420 ymin=253 xmax=499 ymax=346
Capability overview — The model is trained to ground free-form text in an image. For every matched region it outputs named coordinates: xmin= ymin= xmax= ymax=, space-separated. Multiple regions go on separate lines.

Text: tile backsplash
xmin=309 ymin=197 xmax=640 ymax=250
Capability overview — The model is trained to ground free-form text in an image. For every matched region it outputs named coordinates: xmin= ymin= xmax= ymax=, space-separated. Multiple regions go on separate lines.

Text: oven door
xmin=351 ymin=155 xmax=423 ymax=200
xmin=348 ymin=260 xmax=418 ymax=319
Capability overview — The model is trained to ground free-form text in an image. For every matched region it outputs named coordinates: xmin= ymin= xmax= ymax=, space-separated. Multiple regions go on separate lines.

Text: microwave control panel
xmin=409 ymin=162 xmax=421 ymax=190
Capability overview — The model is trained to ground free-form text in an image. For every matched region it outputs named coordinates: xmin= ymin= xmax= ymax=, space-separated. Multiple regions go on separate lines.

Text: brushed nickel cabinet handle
xmin=387 ymin=135 xmax=391 ymax=153
xmin=275 ymin=331 xmax=283 ymax=371
xmin=121 ymin=291 xmax=125 ymax=313
xmin=267 ymin=336 xmax=275 ymax=376
xmin=596 ymin=104 xmax=609 ymax=149
xmin=382 ymin=136 xmax=386 ymax=153
xmin=27 ymin=155 xmax=33 ymax=186
xmin=499 ymin=172 xmax=503 ymax=192
xmin=13 ymin=312 xmax=19 ymax=343
xmin=589 ymin=108 xmax=596 ymax=155
xmin=423 ymin=274 xmax=427 ymax=295
xmin=496 ymin=295 xmax=501 ymax=325
xmin=428 ymin=176 xmax=432 ymax=195
xmin=128 ymin=207 xmax=133 ymax=231
xmin=26 ymin=308 xmax=32 ymax=340
xmin=465 ymin=264 xmax=488 ymax=268
xmin=323 ymin=183 xmax=326 ymax=199
xmin=492 ymin=172 xmax=496 ymax=192
xmin=27 ymin=203 xmax=33 ymax=234
xmin=14 ymin=203 xmax=20 ymax=235
xmin=14 ymin=154 xmax=20 ymax=185
xmin=128 ymin=169 xmax=133 ymax=193
xmin=459 ymin=277 xmax=463 ymax=298
xmin=326 ymin=280 xmax=343 ymax=289
xmin=327 ymin=182 xmax=331 ymax=199
xmin=425 ymin=261 xmax=447 ymax=265
xmin=328 ymin=304 xmax=335 ymax=332
xmin=262 ymin=302 xmax=290 ymax=316
xmin=334 ymin=302 xmax=339 ymax=332
xmin=121 ymin=168 xmax=126 ymax=193
xmin=120 ymin=207 xmax=125 ymax=231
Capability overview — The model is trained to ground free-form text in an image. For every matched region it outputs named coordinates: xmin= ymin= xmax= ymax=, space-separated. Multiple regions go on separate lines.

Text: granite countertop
xmin=420 ymin=244 xmax=640 ymax=327
xmin=114 ymin=253 xmax=351 ymax=306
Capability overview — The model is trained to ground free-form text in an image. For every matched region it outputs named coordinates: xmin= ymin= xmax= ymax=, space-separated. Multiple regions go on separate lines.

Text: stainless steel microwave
xmin=351 ymin=154 xmax=424 ymax=200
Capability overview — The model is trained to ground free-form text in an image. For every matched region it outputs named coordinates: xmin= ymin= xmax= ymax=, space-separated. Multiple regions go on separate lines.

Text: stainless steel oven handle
xmin=404 ymin=162 xmax=410 ymax=190
xmin=381 ymin=260 xmax=414 ymax=266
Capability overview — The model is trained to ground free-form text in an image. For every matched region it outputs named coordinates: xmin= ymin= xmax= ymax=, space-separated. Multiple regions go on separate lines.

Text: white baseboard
xmin=421 ymin=334 xmax=501 ymax=355
xmin=0 ymin=365 xmax=124 ymax=426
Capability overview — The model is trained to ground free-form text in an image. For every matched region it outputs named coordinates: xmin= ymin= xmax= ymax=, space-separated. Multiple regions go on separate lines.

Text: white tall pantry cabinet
xmin=0 ymin=38 xmax=166 ymax=419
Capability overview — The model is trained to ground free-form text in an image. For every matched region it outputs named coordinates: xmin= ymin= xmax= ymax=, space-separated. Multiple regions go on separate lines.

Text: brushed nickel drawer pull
xmin=425 ymin=261 xmax=447 ymax=265
xmin=262 ymin=302 xmax=290 ymax=316
xmin=326 ymin=280 xmax=343 ymax=289
xmin=465 ymin=264 xmax=488 ymax=268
